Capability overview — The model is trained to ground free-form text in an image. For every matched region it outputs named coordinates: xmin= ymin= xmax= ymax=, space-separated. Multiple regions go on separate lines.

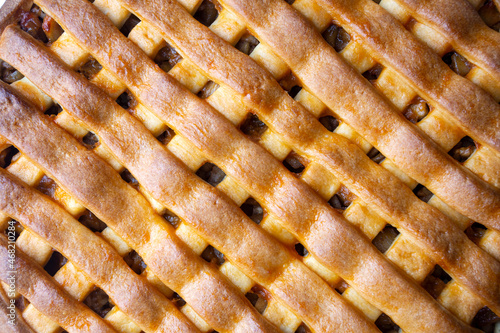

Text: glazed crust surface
xmin=0 ymin=163 xmax=201 ymax=333
xmin=0 ymin=0 xmax=29 ymax=32
xmin=0 ymin=24 xmax=378 ymax=333
xmin=220 ymin=0 xmax=500 ymax=231
xmin=0 ymin=0 xmax=498 ymax=332
xmin=10 ymin=0 xmax=495 ymax=330
xmin=0 ymin=234 xmax=117 ymax=333
xmin=0 ymin=76 xmax=280 ymax=332
xmin=394 ymin=0 xmax=500 ymax=81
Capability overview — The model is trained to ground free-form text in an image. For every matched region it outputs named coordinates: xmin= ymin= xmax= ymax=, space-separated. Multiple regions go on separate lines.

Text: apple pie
xmin=0 ymin=0 xmax=499 ymax=332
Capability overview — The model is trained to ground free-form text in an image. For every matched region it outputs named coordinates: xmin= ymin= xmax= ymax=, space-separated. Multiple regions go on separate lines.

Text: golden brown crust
xmin=394 ymin=0 xmax=500 ymax=81
xmin=0 ymin=168 xmax=200 ymax=333
xmin=9 ymin=0 xmax=493 ymax=331
xmin=0 ymin=235 xmax=117 ymax=333
xmin=0 ymin=24 xmax=381 ymax=333
xmin=0 ymin=0 xmax=498 ymax=331
xmin=315 ymin=0 xmax=500 ymax=158
xmin=0 ymin=286 xmax=34 ymax=333
xmin=219 ymin=0 xmax=500 ymax=232
xmin=317 ymin=0 xmax=500 ymax=147
xmin=0 ymin=0 xmax=31 ymax=34
xmin=101 ymin=0 xmax=500 ymax=321
xmin=0 ymin=77 xmax=277 ymax=333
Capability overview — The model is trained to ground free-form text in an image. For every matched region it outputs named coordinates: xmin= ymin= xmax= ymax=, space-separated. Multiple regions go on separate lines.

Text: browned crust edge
xmin=0 ymin=234 xmax=117 ymax=333
xmin=0 ymin=284 xmax=34 ymax=333
xmin=0 ymin=0 xmax=30 ymax=34
xmin=16 ymin=0 xmax=496 ymax=330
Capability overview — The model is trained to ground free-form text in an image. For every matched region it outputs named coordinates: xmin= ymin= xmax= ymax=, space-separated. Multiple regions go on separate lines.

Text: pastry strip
xmin=218 ymin=0 xmax=500 ymax=232
xmin=0 ymin=25 xmax=380 ymax=333
xmin=34 ymin=0 xmax=500 ymax=319
xmin=0 ymin=0 xmax=30 ymax=32
xmin=11 ymin=1 xmax=496 ymax=330
xmin=111 ymin=0 xmax=500 ymax=316
xmin=0 ymin=235 xmax=117 ymax=333
xmin=315 ymin=0 xmax=500 ymax=152
xmin=0 ymin=168 xmax=200 ymax=333
xmin=0 ymin=80 xmax=276 ymax=333
xmin=393 ymin=0 xmax=500 ymax=81
xmin=0 ymin=286 xmax=36 ymax=333
xmin=0 ymin=0 xmax=496 ymax=328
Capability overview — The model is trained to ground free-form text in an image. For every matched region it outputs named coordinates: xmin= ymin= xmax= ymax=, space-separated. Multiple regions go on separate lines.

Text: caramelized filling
xmin=375 ymin=313 xmax=400 ymax=333
xmin=472 ymin=307 xmax=500 ymax=332
xmin=449 ymin=136 xmax=476 ymax=163
xmin=116 ymin=91 xmax=138 ymax=110
xmin=319 ymin=115 xmax=340 ymax=132
xmin=36 ymin=175 xmax=57 ymax=197
xmin=196 ymin=162 xmax=226 ymax=186
xmin=362 ymin=64 xmax=383 ymax=83
xmin=78 ymin=57 xmax=103 ymax=80
xmin=44 ymin=251 xmax=68 ymax=276
xmin=171 ymin=292 xmax=186 ymax=308
xmin=14 ymin=296 xmax=29 ymax=312
xmin=198 ymin=80 xmax=220 ymax=99
xmin=78 ymin=210 xmax=107 ymax=232
xmin=156 ymin=127 xmax=176 ymax=145
xmin=442 ymin=52 xmax=472 ymax=77
xmin=45 ymin=103 xmax=63 ymax=116
xmin=246 ymin=285 xmax=270 ymax=314
xmin=154 ymin=44 xmax=183 ymax=72
xmin=0 ymin=61 xmax=23 ymax=83
xmin=413 ymin=184 xmax=433 ymax=203
xmin=193 ymin=0 xmax=221 ymax=27
xmin=20 ymin=10 xmax=46 ymax=42
xmin=235 ymin=33 xmax=260 ymax=55
xmin=367 ymin=147 xmax=385 ymax=164
xmin=279 ymin=71 xmax=302 ymax=98
xmin=84 ymin=288 xmax=113 ymax=318
xmin=421 ymin=274 xmax=446 ymax=299
xmin=328 ymin=185 xmax=355 ymax=211
xmin=322 ymin=23 xmax=351 ymax=52
xmin=19 ymin=5 xmax=62 ymax=45
xmin=201 ymin=245 xmax=225 ymax=265
xmin=478 ymin=0 xmax=500 ymax=30
xmin=240 ymin=197 xmax=264 ymax=224
xmin=372 ymin=224 xmax=399 ymax=253
xmin=120 ymin=14 xmax=140 ymax=37
xmin=163 ymin=210 xmax=181 ymax=229
xmin=120 ymin=168 xmax=139 ymax=188
xmin=123 ymin=250 xmax=147 ymax=275
xmin=403 ymin=98 xmax=430 ymax=124
xmin=465 ymin=222 xmax=487 ymax=244
xmin=82 ymin=131 xmax=100 ymax=149
xmin=42 ymin=16 xmax=63 ymax=44
xmin=0 ymin=146 xmax=19 ymax=168
xmin=421 ymin=265 xmax=451 ymax=299
xmin=283 ymin=151 xmax=307 ymax=175
xmin=240 ymin=113 xmax=268 ymax=140
xmin=335 ymin=280 xmax=350 ymax=294
xmin=29 ymin=4 xmax=44 ymax=18
xmin=3 ymin=220 xmax=23 ymax=241
xmin=294 ymin=243 xmax=309 ymax=257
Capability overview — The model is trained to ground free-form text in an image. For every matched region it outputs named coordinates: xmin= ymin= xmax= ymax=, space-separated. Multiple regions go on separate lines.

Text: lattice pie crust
xmin=0 ymin=0 xmax=499 ymax=332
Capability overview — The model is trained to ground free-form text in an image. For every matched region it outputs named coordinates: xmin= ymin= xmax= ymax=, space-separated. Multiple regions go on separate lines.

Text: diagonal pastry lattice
xmin=0 ymin=0 xmax=499 ymax=332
